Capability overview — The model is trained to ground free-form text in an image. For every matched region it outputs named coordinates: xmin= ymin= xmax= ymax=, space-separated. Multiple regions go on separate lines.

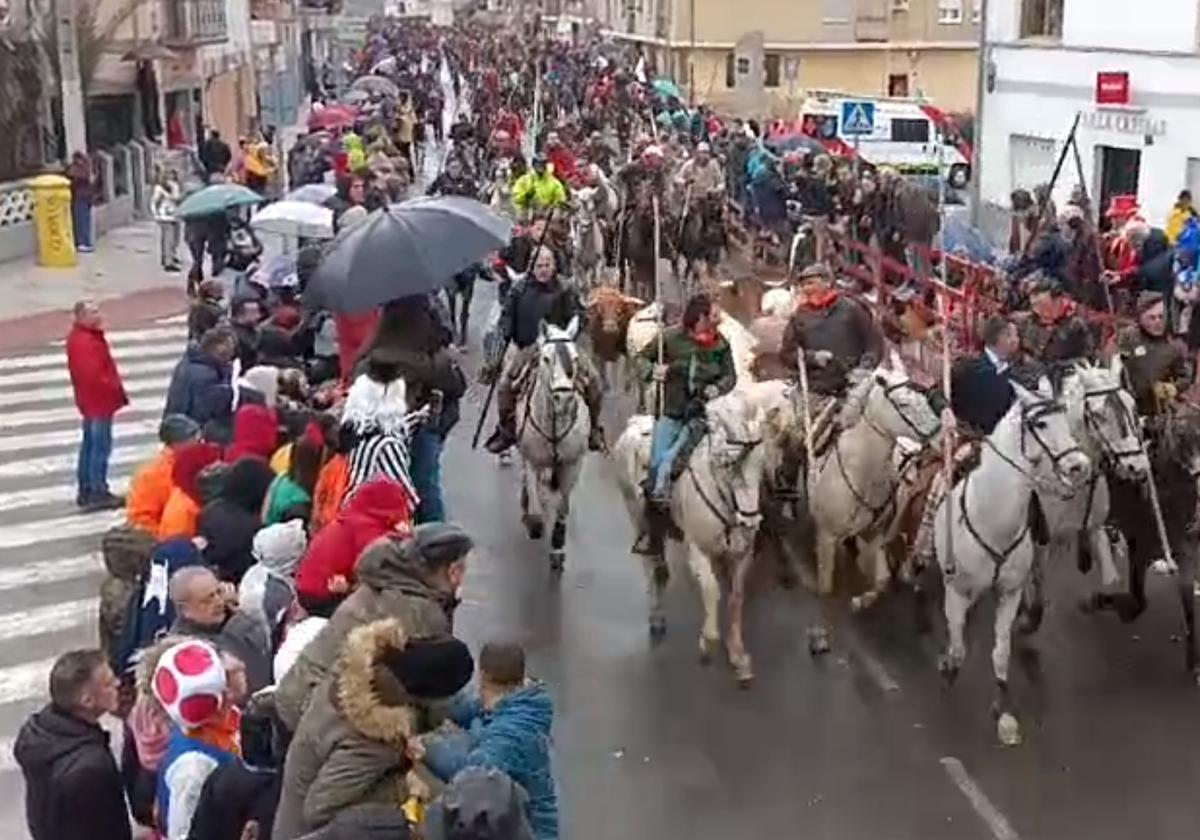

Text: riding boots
xmin=484 ymin=378 xmax=519 ymax=454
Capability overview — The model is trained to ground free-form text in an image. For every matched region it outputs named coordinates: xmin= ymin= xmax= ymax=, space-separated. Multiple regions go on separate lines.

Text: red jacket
xmin=334 ymin=309 xmax=381 ymax=383
xmin=66 ymin=323 xmax=128 ymax=419
xmin=225 ymin=404 xmax=279 ymax=463
xmin=294 ymin=478 xmax=413 ymax=602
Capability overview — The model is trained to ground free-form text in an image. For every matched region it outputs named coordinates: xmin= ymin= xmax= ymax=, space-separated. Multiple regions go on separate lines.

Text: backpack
xmin=111 ymin=538 xmax=203 ymax=679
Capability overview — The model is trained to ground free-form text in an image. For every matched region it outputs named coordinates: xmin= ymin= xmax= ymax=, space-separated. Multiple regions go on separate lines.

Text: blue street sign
xmin=840 ymin=100 xmax=876 ymax=136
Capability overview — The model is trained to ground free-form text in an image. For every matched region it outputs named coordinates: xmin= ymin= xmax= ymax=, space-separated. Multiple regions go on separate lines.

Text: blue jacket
xmin=424 ymin=683 xmax=559 ymax=840
xmin=163 ymin=346 xmax=233 ymax=427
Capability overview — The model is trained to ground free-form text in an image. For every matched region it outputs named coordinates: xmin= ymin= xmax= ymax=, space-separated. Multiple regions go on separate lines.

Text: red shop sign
xmin=1096 ymin=71 xmax=1131 ymax=106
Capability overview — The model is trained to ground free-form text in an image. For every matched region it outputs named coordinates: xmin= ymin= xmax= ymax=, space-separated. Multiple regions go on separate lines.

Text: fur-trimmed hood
xmin=334 ymin=619 xmax=415 ymax=747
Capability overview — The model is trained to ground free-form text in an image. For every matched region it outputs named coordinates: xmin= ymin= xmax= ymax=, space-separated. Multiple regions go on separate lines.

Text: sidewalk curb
xmin=0 ymin=287 xmax=188 ymax=354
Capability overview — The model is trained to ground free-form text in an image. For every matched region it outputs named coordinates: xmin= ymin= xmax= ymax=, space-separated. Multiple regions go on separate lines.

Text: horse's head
xmin=706 ymin=392 xmax=767 ymax=531
xmin=1011 ymin=376 xmax=1092 ymax=491
xmin=1066 ymin=356 xmax=1149 ymax=481
xmin=575 ymin=187 xmax=598 ymax=220
xmin=861 ymin=352 xmax=940 ymax=444
xmin=536 ymin=316 xmax=581 ymax=404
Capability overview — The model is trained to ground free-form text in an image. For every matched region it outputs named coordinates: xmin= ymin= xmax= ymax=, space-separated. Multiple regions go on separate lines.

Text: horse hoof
xmin=526 ymin=522 xmax=544 ymax=541
xmin=776 ymin=567 xmax=798 ymax=590
xmin=698 ymin=636 xmax=718 ymax=663
xmin=648 ymin=617 xmax=667 ymax=642
xmin=549 ymin=551 xmax=565 ymax=573
xmin=807 ymin=627 xmax=830 ymax=656
xmin=996 ymin=713 xmax=1022 ymax=747
xmin=938 ymin=655 xmax=960 ymax=685
xmin=735 ymin=671 xmax=754 ymax=690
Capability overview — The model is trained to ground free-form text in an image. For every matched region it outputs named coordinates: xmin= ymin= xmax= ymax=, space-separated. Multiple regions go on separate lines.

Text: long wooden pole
xmin=653 ymin=194 xmax=665 ymax=417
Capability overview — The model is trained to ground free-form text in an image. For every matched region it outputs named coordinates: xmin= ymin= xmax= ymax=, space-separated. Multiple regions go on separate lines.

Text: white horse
xmin=613 ymin=392 xmax=767 ymax=685
xmin=488 ymin=159 xmax=517 ymax=220
xmin=935 ymin=377 xmax=1092 ymax=746
xmin=1028 ymin=358 xmax=1150 ymax=629
xmin=806 ymin=355 xmax=941 ymax=652
xmin=516 ymin=317 xmax=591 ymax=573
xmin=572 ymin=187 xmax=607 ymax=291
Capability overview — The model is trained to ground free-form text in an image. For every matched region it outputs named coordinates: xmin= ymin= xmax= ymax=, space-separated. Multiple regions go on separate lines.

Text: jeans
xmin=72 ymin=200 xmax=93 ymax=250
xmin=409 ymin=427 xmax=446 ymax=523
xmin=649 ymin=416 xmax=689 ymax=498
xmin=77 ymin=417 xmax=113 ymax=499
xmin=158 ymin=220 xmax=181 ymax=267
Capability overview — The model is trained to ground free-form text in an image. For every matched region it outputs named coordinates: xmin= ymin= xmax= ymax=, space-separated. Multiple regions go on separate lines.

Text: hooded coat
xmin=294 ymin=478 xmax=414 ymax=605
xmin=274 ymin=523 xmax=466 ymax=732
xmin=163 ymin=346 xmax=233 ymax=427
xmin=225 ymin=403 xmax=279 ymax=463
xmin=98 ymin=525 xmax=156 ymax=658
xmin=14 ymin=705 xmax=132 ymax=840
xmin=198 ymin=457 xmax=276 ymax=583
xmin=66 ymin=322 xmax=128 ymax=419
xmin=273 ymin=621 xmax=426 ymax=840
xmin=158 ymin=442 xmax=223 ymax=542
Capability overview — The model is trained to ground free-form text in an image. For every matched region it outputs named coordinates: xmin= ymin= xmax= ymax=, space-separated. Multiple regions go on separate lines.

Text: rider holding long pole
xmin=632 ymin=292 xmax=736 ymax=556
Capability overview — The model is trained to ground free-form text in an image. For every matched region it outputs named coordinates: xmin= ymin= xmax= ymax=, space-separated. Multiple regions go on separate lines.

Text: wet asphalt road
xmin=445 ymin=279 xmax=1200 ymax=840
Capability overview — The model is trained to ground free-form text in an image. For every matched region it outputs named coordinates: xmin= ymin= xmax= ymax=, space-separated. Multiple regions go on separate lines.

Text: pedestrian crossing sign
xmin=840 ymin=101 xmax=876 ymax=136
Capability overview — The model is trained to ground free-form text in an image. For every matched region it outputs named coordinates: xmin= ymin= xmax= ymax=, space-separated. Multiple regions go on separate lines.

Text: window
xmin=937 ymin=0 xmax=963 ymax=24
xmin=1020 ymin=0 xmax=1063 ymax=38
xmin=891 ymin=0 xmax=909 ymax=10
xmin=725 ymin=52 xmax=735 ymax=88
xmin=764 ymin=53 xmax=781 ymax=88
xmin=822 ymin=0 xmax=850 ymax=22
xmin=891 ymin=118 xmax=930 ymax=143
xmin=971 ymin=0 xmax=982 ymax=22
xmin=888 ymin=73 xmax=910 ymax=97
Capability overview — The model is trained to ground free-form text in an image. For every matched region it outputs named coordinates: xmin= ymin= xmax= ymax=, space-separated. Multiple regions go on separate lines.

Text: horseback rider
xmin=912 ymin=315 xmax=1021 ymax=571
xmin=1118 ymin=291 xmax=1190 ymax=416
xmin=673 ymin=141 xmax=725 ymax=206
xmin=513 ymin=154 xmax=569 ymax=220
xmin=426 ymin=155 xmax=478 ymax=199
xmin=1014 ymin=277 xmax=1094 ymax=384
xmin=483 ymin=246 xmax=606 ymax=454
xmin=632 ymin=292 xmax=736 ymax=555
xmin=779 ymin=266 xmax=884 ymax=395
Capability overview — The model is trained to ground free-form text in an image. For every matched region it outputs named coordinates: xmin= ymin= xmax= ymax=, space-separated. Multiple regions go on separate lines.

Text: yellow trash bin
xmin=29 ymin=174 xmax=78 ymax=268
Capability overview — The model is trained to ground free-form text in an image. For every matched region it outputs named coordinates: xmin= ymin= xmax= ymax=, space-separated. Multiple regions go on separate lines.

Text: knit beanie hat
xmin=159 ymin=414 xmax=201 ymax=446
xmin=411 ymin=522 xmax=474 ymax=571
xmin=1137 ymin=290 xmax=1164 ymax=315
xmin=380 ymin=636 xmax=474 ymax=701
xmin=252 ymin=520 xmax=309 ymax=576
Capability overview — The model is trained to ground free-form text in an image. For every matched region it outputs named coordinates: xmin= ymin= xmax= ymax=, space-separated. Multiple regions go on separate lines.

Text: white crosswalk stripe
xmin=0 ymin=316 xmax=187 ymax=817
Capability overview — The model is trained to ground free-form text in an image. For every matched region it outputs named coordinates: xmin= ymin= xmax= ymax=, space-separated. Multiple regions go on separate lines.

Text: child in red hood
xmin=294 ymin=477 xmax=414 ymax=617
xmin=158 ymin=441 xmax=222 ymax=541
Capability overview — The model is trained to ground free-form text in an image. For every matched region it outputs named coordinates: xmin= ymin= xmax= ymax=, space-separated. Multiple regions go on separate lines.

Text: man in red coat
xmin=66 ymin=301 xmax=128 ymax=511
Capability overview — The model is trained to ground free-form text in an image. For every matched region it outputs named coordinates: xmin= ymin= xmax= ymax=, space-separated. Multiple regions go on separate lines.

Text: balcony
xmin=162 ymin=0 xmax=228 ymax=46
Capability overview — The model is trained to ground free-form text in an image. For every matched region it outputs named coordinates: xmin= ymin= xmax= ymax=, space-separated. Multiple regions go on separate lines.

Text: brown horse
xmin=619 ymin=181 xmax=674 ymax=303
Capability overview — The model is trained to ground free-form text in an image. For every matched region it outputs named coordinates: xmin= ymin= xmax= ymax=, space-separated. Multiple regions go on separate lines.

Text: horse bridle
xmin=872 ymin=377 xmax=941 ymax=444
xmin=1080 ymin=385 xmax=1146 ymax=469
xmin=983 ymin=398 xmax=1085 ymax=493
xmin=687 ymin=426 xmax=763 ymax=542
xmin=520 ymin=336 xmax=582 ymax=450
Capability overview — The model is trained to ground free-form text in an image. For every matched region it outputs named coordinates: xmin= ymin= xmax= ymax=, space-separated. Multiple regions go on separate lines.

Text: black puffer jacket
xmin=198 ymin=458 xmax=276 ymax=584
xmin=14 ymin=705 xmax=132 ymax=840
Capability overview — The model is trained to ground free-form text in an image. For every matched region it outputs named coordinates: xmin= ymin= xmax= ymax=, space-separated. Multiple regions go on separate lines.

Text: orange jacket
xmin=126 ymin=449 xmax=175 ymax=533
xmin=157 ymin=487 xmax=201 ymax=541
xmin=311 ymin=454 xmax=350 ymax=532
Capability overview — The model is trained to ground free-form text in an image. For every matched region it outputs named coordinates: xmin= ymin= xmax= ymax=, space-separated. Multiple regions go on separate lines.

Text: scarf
xmin=691 ymin=328 xmax=719 ymax=348
xmin=190 ymin=705 xmax=242 ymax=759
xmin=801 ymin=287 xmax=839 ymax=310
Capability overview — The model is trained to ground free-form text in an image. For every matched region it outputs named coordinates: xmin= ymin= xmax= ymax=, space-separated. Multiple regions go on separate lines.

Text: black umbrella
xmin=309 ymin=196 xmax=512 ymax=313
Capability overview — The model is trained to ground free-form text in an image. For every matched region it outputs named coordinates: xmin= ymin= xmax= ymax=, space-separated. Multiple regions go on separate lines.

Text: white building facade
xmin=978 ymin=0 xmax=1200 ymax=227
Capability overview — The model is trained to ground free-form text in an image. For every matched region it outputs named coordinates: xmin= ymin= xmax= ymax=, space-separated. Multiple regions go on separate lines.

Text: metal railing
xmin=163 ymin=0 xmax=229 ymax=45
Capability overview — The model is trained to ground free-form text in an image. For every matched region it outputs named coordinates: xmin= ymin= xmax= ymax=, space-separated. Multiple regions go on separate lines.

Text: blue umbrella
xmin=176 ymin=183 xmax=263 ymax=220
xmin=652 ymin=78 xmax=683 ymax=101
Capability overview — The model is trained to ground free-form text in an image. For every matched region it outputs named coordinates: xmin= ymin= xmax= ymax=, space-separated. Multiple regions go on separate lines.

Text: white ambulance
xmin=796 ymin=92 xmax=974 ymax=189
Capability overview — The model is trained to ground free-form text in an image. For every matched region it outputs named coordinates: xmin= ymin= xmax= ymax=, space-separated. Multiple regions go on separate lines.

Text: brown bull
xmin=586 ymin=287 xmax=645 ymax=363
